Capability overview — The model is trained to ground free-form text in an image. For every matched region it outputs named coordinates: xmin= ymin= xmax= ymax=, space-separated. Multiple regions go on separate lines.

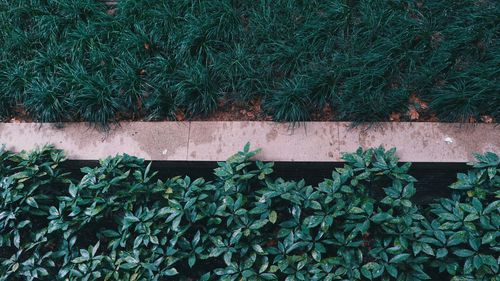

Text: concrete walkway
xmin=0 ymin=122 xmax=498 ymax=162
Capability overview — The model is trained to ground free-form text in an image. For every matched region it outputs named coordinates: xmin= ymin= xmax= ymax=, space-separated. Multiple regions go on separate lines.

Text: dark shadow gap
xmin=61 ymin=160 xmax=467 ymax=204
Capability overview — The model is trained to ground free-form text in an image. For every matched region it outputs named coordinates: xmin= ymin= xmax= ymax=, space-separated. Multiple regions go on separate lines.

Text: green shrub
xmin=424 ymin=152 xmax=500 ymax=279
xmin=1 ymin=145 xmax=499 ymax=280
xmin=0 ymin=146 xmax=70 ymax=280
xmin=0 ymin=0 xmax=499 ymax=124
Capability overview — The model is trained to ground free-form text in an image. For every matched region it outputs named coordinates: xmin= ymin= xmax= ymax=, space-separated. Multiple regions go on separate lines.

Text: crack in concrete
xmin=337 ymin=124 xmax=341 ymax=158
xmin=185 ymin=122 xmax=191 ymax=161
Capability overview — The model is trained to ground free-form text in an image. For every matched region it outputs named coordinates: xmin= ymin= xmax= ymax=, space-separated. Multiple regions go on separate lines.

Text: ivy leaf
xmin=124 ymin=212 xmax=140 ymax=224
xmin=13 ymin=231 xmax=20 ymax=248
xmin=188 ymin=255 xmax=196 ymax=268
xmin=69 ymin=184 xmax=78 ymax=198
xmin=447 ymin=231 xmax=467 ymax=246
xmin=249 ymin=219 xmax=268 ymax=230
xmin=453 ymin=249 xmax=475 ymax=257
xmin=402 ymin=183 xmax=416 ymax=198
xmin=390 ymin=253 xmax=410 ymax=263
xmin=371 ymin=212 xmax=392 ymax=223
xmin=162 ymin=268 xmax=178 ymax=276
xmin=436 ymin=248 xmax=448 ymax=259
xmin=311 ymin=250 xmax=321 ymax=262
xmin=482 ymin=232 xmax=496 ymax=245
xmin=385 ymin=264 xmax=397 ymax=278
xmin=26 ymin=197 xmax=38 ymax=208
xmin=269 ymin=211 xmax=277 ymax=224
xmin=361 ymin=262 xmax=384 ymax=279
xmin=49 ymin=206 xmax=59 ymax=216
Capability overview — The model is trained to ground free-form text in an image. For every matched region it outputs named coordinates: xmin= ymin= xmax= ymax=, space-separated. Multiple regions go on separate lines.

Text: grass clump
xmin=0 ymin=0 xmax=498 ymax=125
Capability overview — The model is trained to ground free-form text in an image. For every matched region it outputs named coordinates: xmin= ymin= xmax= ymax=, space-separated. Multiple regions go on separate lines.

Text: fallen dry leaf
xmin=481 ymin=115 xmax=494 ymax=123
xmin=144 ymin=43 xmax=150 ymax=50
xmin=408 ymin=106 xmax=420 ymax=120
xmin=389 ymin=112 xmax=401 ymax=122
xmin=468 ymin=116 xmax=477 ymax=123
xmin=426 ymin=113 xmax=439 ymax=122
xmin=218 ymin=99 xmax=226 ymax=107
xmin=323 ymin=104 xmax=333 ymax=114
xmin=249 ymin=99 xmax=262 ymax=112
xmin=250 ymin=99 xmax=260 ymax=106
xmin=175 ymin=111 xmax=185 ymax=121
xmin=409 ymin=93 xmax=428 ymax=110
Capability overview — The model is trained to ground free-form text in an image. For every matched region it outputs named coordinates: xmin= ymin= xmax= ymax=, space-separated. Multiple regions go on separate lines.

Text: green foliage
xmin=1 ymin=145 xmax=499 ymax=280
xmin=0 ymin=0 xmax=499 ymax=124
xmin=0 ymin=146 xmax=70 ymax=280
xmin=425 ymin=152 xmax=500 ymax=280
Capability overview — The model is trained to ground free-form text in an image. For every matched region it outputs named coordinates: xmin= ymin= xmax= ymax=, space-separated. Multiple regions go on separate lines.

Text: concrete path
xmin=0 ymin=122 xmax=498 ymax=162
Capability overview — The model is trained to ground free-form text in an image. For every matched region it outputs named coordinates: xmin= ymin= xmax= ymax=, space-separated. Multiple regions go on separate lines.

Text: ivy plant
xmin=0 ymin=144 xmax=499 ymax=280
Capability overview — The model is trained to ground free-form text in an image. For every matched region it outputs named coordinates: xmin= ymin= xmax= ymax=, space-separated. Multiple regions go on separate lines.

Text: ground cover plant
xmin=0 ymin=144 xmax=499 ymax=280
xmin=0 ymin=0 xmax=499 ymax=126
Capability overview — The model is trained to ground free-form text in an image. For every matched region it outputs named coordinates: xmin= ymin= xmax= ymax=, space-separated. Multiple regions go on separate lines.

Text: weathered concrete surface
xmin=0 ymin=122 xmax=189 ymax=160
xmin=0 ymin=122 xmax=498 ymax=162
xmin=339 ymin=123 xmax=500 ymax=163
xmin=187 ymin=122 xmax=340 ymax=161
